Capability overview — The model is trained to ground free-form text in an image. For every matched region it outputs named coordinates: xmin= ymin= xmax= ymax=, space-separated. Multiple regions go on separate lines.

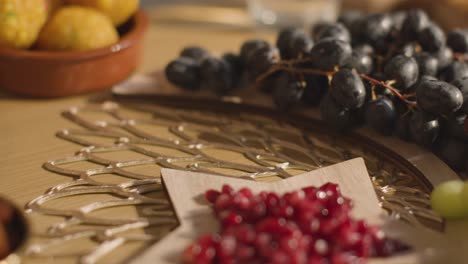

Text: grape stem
xmin=358 ymin=74 xmax=418 ymax=107
xmin=255 ymin=62 xmax=418 ymax=108
xmin=255 ymin=64 xmax=334 ymax=84
xmin=454 ymin=53 xmax=468 ymax=62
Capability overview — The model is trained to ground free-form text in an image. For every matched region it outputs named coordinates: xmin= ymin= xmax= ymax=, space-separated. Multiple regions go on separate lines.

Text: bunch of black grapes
xmin=165 ymin=9 xmax=468 ymax=174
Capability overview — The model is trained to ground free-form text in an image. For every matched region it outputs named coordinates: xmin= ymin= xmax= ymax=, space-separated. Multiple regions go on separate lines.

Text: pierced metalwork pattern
xmin=25 ymin=101 xmax=442 ymax=263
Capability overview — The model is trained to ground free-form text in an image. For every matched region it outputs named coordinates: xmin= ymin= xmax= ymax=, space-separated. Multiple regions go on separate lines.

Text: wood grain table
xmin=0 ymin=8 xmax=467 ymax=264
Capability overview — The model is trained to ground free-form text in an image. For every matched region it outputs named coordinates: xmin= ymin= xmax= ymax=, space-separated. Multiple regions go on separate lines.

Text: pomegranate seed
xmin=316 ymin=190 xmax=327 ymax=200
xmin=224 ymin=224 xmax=256 ymax=244
xmin=255 ymin=232 xmax=276 ymax=257
xmin=283 ymin=190 xmax=305 ymax=206
xmin=258 ymin=191 xmax=268 ymax=200
xmin=276 ymin=204 xmax=295 ymax=218
xmin=214 ymin=193 xmax=231 ymax=212
xmin=256 ymin=217 xmax=286 ymax=234
xmin=314 ymin=239 xmax=329 ymax=256
xmin=217 ymin=235 xmax=237 ymax=259
xmin=186 ymin=183 xmax=406 ymax=264
xmin=222 ymin=212 xmax=243 ymax=227
xmin=355 ymin=221 xmax=370 ymax=237
xmin=222 ymin=184 xmax=234 ymax=195
xmin=238 ymin=187 xmax=253 ymax=198
xmin=302 ymin=186 xmax=318 ymax=198
xmin=270 ymin=250 xmax=290 ymax=264
xmin=307 ymin=255 xmax=327 ymax=264
xmin=205 ymin=189 xmax=221 ymax=203
xmin=352 ymin=234 xmax=372 ymax=258
xmin=186 ymin=235 xmax=219 ymax=264
xmin=335 ymin=221 xmax=359 ymax=248
xmin=250 ymin=201 xmax=267 ymax=219
xmin=291 ymin=250 xmax=308 ymax=264
xmin=265 ymin=192 xmax=280 ymax=210
xmin=193 ymin=246 xmax=216 ymax=264
xmin=320 ymin=183 xmax=340 ymax=195
xmin=232 ymin=192 xmax=251 ymax=210
xmin=279 ymin=235 xmax=301 ymax=253
xmin=235 ymin=244 xmax=255 ymax=260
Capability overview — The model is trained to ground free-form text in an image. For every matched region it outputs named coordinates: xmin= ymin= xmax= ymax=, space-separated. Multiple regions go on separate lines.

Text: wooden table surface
xmin=1 ymin=8 xmax=468 ymax=264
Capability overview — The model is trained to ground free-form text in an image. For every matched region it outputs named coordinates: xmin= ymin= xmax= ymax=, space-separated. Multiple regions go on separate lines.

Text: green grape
xmin=430 ymin=180 xmax=468 ymax=220
xmin=463 ymin=181 xmax=468 ymax=214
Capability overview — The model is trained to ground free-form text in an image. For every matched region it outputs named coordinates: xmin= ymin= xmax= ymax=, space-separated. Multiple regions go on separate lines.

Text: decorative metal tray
xmin=22 ymin=74 xmax=461 ymax=263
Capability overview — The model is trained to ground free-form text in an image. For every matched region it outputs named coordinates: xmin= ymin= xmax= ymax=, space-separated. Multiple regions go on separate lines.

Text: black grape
xmin=256 ymin=72 xmax=280 ymax=94
xmin=246 ymin=45 xmax=280 ymax=81
xmin=200 ymin=57 xmax=235 ymax=94
xmin=433 ymin=46 xmax=453 ymax=70
xmin=314 ymin=23 xmax=351 ymax=43
xmin=330 ymin=69 xmax=366 ymax=109
xmin=287 ymin=30 xmax=314 ymax=59
xmin=365 ymin=96 xmax=397 ymax=136
xmin=360 ymin=14 xmax=393 ymax=52
xmin=309 ymin=38 xmax=352 ymax=71
xmin=390 ymin=11 xmax=407 ymax=32
xmin=416 ymin=78 xmax=463 ymax=115
xmin=240 ymin=39 xmax=269 ymax=63
xmin=399 ymin=43 xmax=417 ymax=57
xmin=400 ymin=9 xmax=429 ymax=41
xmin=165 ymin=57 xmax=201 ymax=90
xmin=447 ymin=29 xmax=468 ymax=53
xmin=272 ymin=72 xmax=304 ymax=111
xmin=384 ymin=55 xmax=419 ymax=90
xmin=276 ymin=28 xmax=313 ymax=59
xmin=180 ymin=46 xmax=210 ymax=62
xmin=276 ymin=27 xmax=299 ymax=59
xmin=451 ymin=76 xmax=468 ymax=114
xmin=353 ymin=44 xmax=374 ymax=55
xmin=414 ymin=52 xmax=438 ymax=76
xmin=222 ymin=53 xmax=243 ymax=82
xmin=302 ymin=74 xmax=328 ymax=106
xmin=444 ymin=114 xmax=468 ymax=141
xmin=320 ymin=93 xmax=357 ymax=131
xmin=409 ymin=110 xmax=440 ymax=148
xmin=439 ymin=61 xmax=468 ymax=83
xmin=346 ymin=49 xmax=373 ymax=74
xmin=311 ymin=22 xmax=333 ymax=41
xmin=418 ymin=23 xmax=446 ymax=52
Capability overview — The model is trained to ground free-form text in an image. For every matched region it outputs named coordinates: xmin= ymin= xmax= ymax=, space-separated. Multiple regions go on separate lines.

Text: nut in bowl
xmin=0 ymin=1 xmax=148 ymax=98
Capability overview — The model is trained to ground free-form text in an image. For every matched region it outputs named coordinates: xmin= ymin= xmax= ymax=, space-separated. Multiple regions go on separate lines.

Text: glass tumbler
xmin=247 ymin=0 xmax=341 ymax=29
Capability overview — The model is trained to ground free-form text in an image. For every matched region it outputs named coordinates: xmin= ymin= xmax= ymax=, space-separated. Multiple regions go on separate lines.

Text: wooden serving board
xmin=130 ymin=158 xmax=423 ymax=264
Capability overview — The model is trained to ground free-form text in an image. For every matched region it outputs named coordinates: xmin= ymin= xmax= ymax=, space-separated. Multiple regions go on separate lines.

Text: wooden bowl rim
xmin=0 ymin=10 xmax=149 ymax=62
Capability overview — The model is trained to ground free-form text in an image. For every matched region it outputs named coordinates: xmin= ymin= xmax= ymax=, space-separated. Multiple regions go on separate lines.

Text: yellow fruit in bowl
xmin=46 ymin=0 xmax=63 ymax=15
xmin=36 ymin=6 xmax=119 ymax=51
xmin=0 ymin=0 xmax=49 ymax=49
xmin=64 ymin=0 xmax=139 ymax=26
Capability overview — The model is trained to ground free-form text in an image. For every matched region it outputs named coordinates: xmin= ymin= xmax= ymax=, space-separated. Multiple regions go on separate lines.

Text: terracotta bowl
xmin=0 ymin=10 xmax=149 ymax=98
